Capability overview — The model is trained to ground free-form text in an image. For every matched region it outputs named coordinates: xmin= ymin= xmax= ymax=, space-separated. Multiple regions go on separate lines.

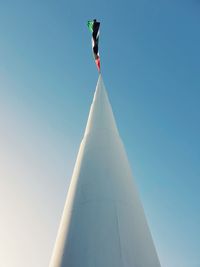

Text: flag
xmin=87 ymin=19 xmax=101 ymax=72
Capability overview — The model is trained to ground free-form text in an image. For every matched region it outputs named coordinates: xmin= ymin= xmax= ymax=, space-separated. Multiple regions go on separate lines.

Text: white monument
xmin=49 ymin=75 xmax=161 ymax=267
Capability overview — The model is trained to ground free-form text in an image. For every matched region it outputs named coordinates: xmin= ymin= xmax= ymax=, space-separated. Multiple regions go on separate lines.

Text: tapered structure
xmin=49 ymin=75 xmax=161 ymax=267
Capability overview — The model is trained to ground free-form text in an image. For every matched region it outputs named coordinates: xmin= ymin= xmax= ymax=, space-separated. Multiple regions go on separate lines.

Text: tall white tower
xmin=49 ymin=75 xmax=161 ymax=267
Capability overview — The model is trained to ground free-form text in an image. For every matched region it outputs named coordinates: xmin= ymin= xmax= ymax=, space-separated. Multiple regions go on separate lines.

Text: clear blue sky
xmin=0 ymin=0 xmax=200 ymax=266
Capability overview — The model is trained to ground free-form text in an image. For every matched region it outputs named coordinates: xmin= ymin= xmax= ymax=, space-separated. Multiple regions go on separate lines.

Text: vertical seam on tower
xmin=115 ymin=204 xmax=124 ymax=267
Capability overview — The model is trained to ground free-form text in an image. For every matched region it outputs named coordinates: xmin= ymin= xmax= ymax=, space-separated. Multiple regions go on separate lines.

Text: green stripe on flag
xmin=87 ymin=21 xmax=94 ymax=32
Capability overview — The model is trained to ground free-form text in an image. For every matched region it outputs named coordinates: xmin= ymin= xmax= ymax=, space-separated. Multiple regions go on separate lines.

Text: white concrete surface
xmin=49 ymin=75 xmax=161 ymax=267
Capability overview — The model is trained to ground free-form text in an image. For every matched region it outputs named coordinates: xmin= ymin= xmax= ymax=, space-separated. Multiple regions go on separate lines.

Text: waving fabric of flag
xmin=87 ymin=19 xmax=101 ymax=72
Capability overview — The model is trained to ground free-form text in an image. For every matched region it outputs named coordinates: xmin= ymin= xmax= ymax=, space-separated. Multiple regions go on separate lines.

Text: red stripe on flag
xmin=95 ymin=57 xmax=100 ymax=72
